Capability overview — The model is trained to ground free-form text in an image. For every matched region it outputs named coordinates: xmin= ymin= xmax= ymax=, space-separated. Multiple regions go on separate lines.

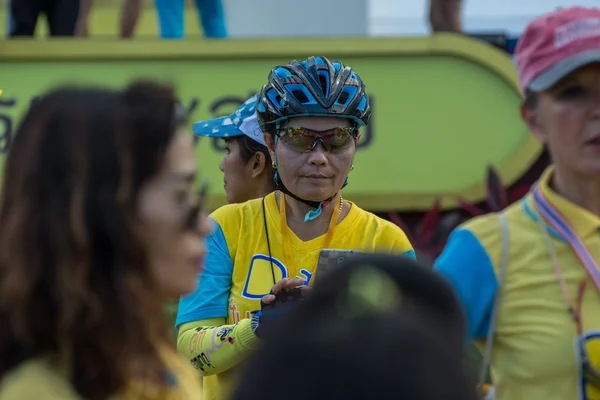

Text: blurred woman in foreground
xmin=0 ymin=81 xmax=211 ymax=399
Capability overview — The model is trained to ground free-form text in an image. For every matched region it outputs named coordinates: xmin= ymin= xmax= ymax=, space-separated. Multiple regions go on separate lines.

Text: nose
xmin=307 ymin=141 xmax=328 ymax=166
xmin=219 ymin=157 xmax=225 ymax=172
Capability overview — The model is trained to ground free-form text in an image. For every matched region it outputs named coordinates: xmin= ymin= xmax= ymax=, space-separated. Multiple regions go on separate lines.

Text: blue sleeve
xmin=433 ymin=228 xmax=498 ymax=341
xmin=176 ymin=218 xmax=233 ymax=327
xmin=402 ymin=249 xmax=417 ymax=260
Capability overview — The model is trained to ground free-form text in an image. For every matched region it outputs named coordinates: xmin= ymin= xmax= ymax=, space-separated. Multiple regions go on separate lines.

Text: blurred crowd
xmin=6 ymin=0 xmax=460 ymax=39
xmin=7 ymin=0 xmax=227 ymax=38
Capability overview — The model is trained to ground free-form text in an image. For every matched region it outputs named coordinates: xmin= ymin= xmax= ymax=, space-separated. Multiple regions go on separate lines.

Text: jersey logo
xmin=241 ymin=254 xmax=288 ymax=299
xmin=241 ymin=255 xmax=315 ymax=299
xmin=578 ymin=330 xmax=600 ymax=400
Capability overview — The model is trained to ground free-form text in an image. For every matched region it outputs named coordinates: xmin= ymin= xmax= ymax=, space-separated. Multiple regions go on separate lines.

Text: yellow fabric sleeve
xmin=176 ymin=318 xmax=260 ymax=376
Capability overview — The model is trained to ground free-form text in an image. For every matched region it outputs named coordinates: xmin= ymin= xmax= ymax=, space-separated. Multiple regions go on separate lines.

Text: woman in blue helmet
xmin=175 ymin=56 xmax=415 ymax=400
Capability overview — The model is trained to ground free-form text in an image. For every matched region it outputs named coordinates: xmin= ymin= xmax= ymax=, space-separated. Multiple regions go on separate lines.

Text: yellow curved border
xmin=0 ymin=34 xmax=541 ymax=210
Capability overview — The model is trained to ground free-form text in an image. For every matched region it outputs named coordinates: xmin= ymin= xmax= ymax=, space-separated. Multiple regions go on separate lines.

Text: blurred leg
xmin=194 ymin=0 xmax=227 ymax=38
xmin=75 ymin=0 xmax=93 ymax=37
xmin=154 ymin=0 xmax=184 ymax=39
xmin=9 ymin=0 xmax=41 ymax=36
xmin=6 ymin=0 xmax=12 ymax=37
xmin=120 ymin=0 xmax=142 ymax=38
xmin=45 ymin=0 xmax=80 ymax=36
xmin=429 ymin=0 xmax=462 ymax=33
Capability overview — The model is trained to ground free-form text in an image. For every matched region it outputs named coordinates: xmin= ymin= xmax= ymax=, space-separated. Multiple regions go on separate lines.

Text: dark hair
xmin=228 ymin=135 xmax=276 ymax=189
xmin=522 ymin=89 xmax=539 ymax=110
xmin=302 ymin=254 xmax=466 ymax=346
xmin=232 ymin=254 xmax=474 ymax=400
xmin=232 ymin=135 xmax=270 ymax=165
xmin=0 ymin=81 xmax=185 ymax=399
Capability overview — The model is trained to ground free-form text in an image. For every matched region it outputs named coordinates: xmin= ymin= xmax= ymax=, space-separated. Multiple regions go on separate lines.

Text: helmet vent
xmin=318 ymin=75 xmax=328 ymax=96
xmin=292 ymin=90 xmax=310 ymax=104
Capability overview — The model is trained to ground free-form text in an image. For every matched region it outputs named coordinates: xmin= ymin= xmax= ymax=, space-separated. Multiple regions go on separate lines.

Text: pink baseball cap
xmin=515 ymin=6 xmax=600 ymax=93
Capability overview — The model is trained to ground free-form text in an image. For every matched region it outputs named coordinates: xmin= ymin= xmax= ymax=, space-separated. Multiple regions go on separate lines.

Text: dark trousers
xmin=10 ymin=0 xmax=80 ymax=37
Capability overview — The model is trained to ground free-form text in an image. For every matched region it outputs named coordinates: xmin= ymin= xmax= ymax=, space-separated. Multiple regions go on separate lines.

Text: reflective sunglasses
xmin=276 ymin=127 xmax=359 ymax=153
xmin=573 ymin=281 xmax=600 ymax=390
xmin=183 ymin=181 xmax=209 ymax=231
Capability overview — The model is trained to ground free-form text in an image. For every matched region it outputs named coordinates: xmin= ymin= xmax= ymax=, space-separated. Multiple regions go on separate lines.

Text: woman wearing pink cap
xmin=435 ymin=6 xmax=600 ymax=400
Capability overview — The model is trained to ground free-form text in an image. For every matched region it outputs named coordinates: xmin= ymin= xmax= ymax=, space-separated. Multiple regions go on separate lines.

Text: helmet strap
xmin=274 ymin=172 xmax=335 ymax=222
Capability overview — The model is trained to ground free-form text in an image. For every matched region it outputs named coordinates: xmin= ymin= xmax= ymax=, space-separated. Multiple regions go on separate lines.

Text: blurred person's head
xmin=0 ymin=81 xmax=210 ymax=398
xmin=193 ymin=95 xmax=276 ymax=203
xmin=231 ymin=254 xmax=474 ymax=400
xmin=518 ymin=7 xmax=600 ymax=178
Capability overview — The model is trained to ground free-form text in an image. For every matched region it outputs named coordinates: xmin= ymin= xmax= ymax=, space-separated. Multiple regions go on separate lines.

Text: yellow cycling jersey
xmin=177 ymin=192 xmax=415 ymax=399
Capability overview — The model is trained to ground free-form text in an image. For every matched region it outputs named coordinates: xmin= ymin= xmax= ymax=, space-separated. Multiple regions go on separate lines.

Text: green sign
xmin=0 ymin=35 xmax=540 ymax=211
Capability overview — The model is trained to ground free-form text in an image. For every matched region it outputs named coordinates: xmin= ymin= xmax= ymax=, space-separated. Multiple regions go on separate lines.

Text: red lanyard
xmin=279 ymin=193 xmax=341 ymax=277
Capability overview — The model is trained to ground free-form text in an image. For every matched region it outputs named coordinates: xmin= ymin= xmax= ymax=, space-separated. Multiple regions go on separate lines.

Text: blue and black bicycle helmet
xmin=257 ymin=56 xmax=371 ymax=129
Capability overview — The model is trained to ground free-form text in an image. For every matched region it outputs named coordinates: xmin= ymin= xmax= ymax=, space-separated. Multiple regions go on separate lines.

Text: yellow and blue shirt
xmin=177 ymin=192 xmax=414 ymax=400
xmin=0 ymin=345 xmax=204 ymax=399
xmin=435 ymin=166 xmax=600 ymax=400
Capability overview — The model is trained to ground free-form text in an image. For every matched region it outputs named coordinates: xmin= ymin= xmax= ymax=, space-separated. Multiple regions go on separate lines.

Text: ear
xmin=264 ymin=133 xmax=276 ymax=162
xmin=520 ymin=105 xmax=547 ymax=144
xmin=250 ymin=152 xmax=267 ymax=179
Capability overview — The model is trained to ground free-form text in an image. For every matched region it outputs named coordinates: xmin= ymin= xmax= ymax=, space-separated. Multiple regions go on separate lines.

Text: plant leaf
xmin=417 ymin=199 xmax=442 ymax=244
xmin=388 ymin=211 xmax=415 ymax=243
xmin=486 ymin=166 xmax=509 ymax=211
xmin=508 ymin=185 xmax=530 ymax=204
xmin=454 ymin=196 xmax=486 ymax=216
xmin=428 ymin=212 xmax=462 ymax=246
